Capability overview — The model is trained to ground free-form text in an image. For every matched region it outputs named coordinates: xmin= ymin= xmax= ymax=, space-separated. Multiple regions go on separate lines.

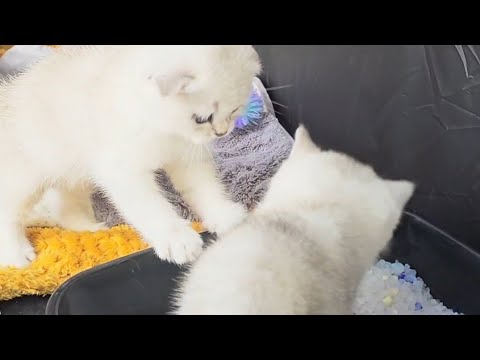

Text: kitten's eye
xmin=193 ymin=113 xmax=213 ymax=124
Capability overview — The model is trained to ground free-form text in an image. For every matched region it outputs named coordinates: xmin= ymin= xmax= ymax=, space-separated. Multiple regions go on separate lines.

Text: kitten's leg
xmin=165 ymin=151 xmax=247 ymax=235
xmin=25 ymin=184 xmax=107 ymax=231
xmin=0 ymin=220 xmax=36 ymax=268
xmin=94 ymin=170 xmax=204 ymax=264
xmin=0 ymin=188 xmax=41 ymax=268
xmin=56 ymin=183 xmax=107 ymax=231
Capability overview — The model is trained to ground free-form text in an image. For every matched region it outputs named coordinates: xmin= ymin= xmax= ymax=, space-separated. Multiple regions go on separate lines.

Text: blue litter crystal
xmin=404 ymin=274 xmax=417 ymax=283
xmin=415 ymin=302 xmax=423 ymax=311
xmin=404 ymin=268 xmax=417 ymax=277
xmin=377 ymin=260 xmax=387 ymax=269
xmin=391 ymin=261 xmax=405 ymax=276
xmin=402 ymin=268 xmax=417 ymax=283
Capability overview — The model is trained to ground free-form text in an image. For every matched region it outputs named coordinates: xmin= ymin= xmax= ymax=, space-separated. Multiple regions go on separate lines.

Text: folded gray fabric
xmin=92 ymin=112 xmax=294 ymax=227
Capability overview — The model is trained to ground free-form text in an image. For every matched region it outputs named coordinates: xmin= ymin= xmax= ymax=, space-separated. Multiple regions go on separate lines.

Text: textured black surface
xmin=381 ymin=212 xmax=480 ymax=315
xmin=253 ymin=45 xmax=480 ymax=253
xmin=0 ymin=296 xmax=49 ymax=315
xmin=46 ymin=249 xmax=186 ymax=315
xmin=46 ymin=232 xmax=214 ymax=315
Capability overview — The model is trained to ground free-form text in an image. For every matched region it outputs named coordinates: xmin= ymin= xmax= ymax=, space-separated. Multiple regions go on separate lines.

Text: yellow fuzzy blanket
xmin=0 ymin=223 xmax=205 ymax=301
xmin=0 ymin=45 xmax=205 ymax=301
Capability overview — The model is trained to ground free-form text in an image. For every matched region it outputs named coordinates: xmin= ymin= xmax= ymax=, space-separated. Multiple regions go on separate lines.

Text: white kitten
xmin=0 ymin=45 xmax=261 ymax=268
xmin=173 ymin=126 xmax=415 ymax=315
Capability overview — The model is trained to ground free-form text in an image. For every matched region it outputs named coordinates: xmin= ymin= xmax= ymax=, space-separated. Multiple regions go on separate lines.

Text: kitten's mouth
xmin=191 ymin=128 xmax=233 ymax=144
xmin=215 ymin=123 xmax=236 ymax=139
xmin=214 ymin=130 xmax=228 ymax=138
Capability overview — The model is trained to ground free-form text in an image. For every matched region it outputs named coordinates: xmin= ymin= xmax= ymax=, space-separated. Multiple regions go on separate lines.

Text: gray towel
xmin=92 ymin=113 xmax=294 ymax=227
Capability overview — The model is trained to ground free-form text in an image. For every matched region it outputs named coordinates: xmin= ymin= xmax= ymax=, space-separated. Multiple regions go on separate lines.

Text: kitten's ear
xmin=386 ymin=180 xmax=415 ymax=209
xmin=291 ymin=125 xmax=319 ymax=157
xmin=153 ymin=71 xmax=197 ymax=97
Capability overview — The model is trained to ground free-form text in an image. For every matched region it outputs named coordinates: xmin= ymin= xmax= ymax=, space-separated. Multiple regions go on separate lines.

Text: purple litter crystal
xmin=415 ymin=302 xmax=423 ymax=311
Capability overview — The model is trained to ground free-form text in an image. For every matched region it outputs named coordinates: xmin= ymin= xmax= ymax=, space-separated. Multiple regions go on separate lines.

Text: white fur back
xmin=173 ymin=126 xmax=415 ymax=315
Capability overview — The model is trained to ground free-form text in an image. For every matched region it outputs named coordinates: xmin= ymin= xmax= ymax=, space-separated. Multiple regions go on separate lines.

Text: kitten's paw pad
xmin=204 ymin=203 xmax=247 ymax=235
xmin=153 ymin=226 xmax=204 ymax=265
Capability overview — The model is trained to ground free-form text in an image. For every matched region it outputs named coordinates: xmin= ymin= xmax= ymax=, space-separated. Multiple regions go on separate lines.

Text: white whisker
xmin=266 ymin=84 xmax=294 ymax=91
xmin=272 ymin=101 xmax=289 ymax=109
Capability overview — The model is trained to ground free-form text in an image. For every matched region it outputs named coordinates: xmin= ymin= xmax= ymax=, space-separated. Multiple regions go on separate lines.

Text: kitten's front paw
xmin=22 ymin=238 xmax=37 ymax=262
xmin=152 ymin=225 xmax=204 ymax=265
xmin=0 ymin=239 xmax=36 ymax=268
xmin=203 ymin=202 xmax=247 ymax=236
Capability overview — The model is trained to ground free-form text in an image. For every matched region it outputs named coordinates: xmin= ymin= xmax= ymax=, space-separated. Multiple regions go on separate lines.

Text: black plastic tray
xmin=45 ymin=233 xmax=211 ymax=315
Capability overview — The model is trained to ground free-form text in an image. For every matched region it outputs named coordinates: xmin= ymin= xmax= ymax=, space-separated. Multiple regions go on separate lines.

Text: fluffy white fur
xmin=0 ymin=45 xmax=261 ymax=268
xmin=173 ymin=126 xmax=415 ymax=315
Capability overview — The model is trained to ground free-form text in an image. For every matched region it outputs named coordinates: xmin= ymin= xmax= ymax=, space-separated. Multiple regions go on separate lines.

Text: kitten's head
xmin=137 ymin=45 xmax=261 ymax=144
xmin=261 ymin=125 xmax=415 ymax=248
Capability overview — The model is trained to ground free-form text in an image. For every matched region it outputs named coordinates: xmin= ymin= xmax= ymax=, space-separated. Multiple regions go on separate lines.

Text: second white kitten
xmin=173 ymin=126 xmax=415 ymax=315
